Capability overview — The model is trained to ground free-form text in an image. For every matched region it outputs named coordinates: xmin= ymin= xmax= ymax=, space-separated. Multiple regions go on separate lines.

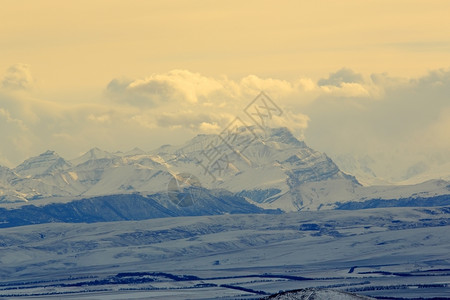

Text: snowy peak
xmin=85 ymin=147 xmax=114 ymax=159
xmin=0 ymin=165 xmax=13 ymax=176
xmin=14 ymin=150 xmax=71 ymax=177
xmin=70 ymin=147 xmax=117 ymax=166
xmin=0 ymin=165 xmax=18 ymax=185
xmin=163 ymin=126 xmax=305 ymax=158
xmin=146 ymin=126 xmax=360 ymax=211
xmin=258 ymin=126 xmax=307 ymax=148
xmin=123 ymin=147 xmax=146 ymax=156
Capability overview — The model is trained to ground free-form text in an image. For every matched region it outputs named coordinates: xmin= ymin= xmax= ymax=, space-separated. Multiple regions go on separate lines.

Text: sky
xmin=1 ymin=0 xmax=449 ymax=183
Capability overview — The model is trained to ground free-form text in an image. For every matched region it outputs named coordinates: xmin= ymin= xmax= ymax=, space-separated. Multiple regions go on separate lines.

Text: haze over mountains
xmin=1 ymin=127 xmax=448 ymax=213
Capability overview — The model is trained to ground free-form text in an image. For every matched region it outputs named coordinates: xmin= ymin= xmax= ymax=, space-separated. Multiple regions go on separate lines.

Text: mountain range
xmin=0 ymin=127 xmax=449 ymax=214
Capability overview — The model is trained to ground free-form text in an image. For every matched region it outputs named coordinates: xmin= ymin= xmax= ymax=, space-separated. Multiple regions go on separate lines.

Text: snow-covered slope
xmin=0 ymin=166 xmax=30 ymax=202
xmin=333 ymin=153 xmax=450 ymax=186
xmin=0 ymin=127 xmax=448 ymax=211
xmin=291 ymin=178 xmax=450 ymax=210
xmin=0 ymin=190 xmax=280 ymax=228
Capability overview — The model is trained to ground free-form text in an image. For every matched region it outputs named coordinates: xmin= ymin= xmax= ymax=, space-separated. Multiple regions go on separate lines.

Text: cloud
xmin=155 ymin=111 xmax=233 ymax=131
xmin=304 ymin=68 xmax=450 ymax=182
xmin=103 ymin=70 xmax=312 ymax=139
xmin=106 ymin=70 xmax=315 ymax=110
xmin=106 ymin=70 xmax=224 ymax=107
xmin=318 ymin=68 xmax=364 ymax=87
xmin=239 ymin=75 xmax=298 ymax=97
xmin=0 ymin=105 xmax=34 ymax=167
xmin=103 ymin=71 xmax=316 ymax=138
xmin=0 ymin=107 xmax=27 ymax=130
xmin=271 ymin=112 xmax=310 ymax=140
xmin=1 ymin=63 xmax=34 ymax=91
xmin=314 ymin=68 xmax=378 ymax=99
xmin=414 ymin=107 xmax=450 ymax=151
xmin=319 ymin=82 xmax=371 ymax=98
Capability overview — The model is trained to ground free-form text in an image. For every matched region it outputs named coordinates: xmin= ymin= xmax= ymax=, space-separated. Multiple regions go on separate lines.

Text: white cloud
xmin=106 ymin=70 xmax=224 ymax=107
xmin=239 ymin=75 xmax=297 ymax=97
xmin=318 ymin=68 xmax=364 ymax=87
xmin=155 ymin=111 xmax=234 ymax=132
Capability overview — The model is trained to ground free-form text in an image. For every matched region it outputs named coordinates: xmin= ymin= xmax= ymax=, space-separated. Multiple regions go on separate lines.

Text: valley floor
xmin=0 ymin=207 xmax=449 ymax=299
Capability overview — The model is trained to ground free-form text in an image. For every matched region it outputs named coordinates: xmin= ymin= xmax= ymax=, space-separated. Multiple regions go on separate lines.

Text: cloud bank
xmin=0 ymin=65 xmax=449 ymax=183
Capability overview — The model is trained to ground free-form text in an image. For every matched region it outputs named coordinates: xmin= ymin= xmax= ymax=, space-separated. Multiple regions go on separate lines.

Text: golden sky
xmin=1 ymin=0 xmax=450 ymax=93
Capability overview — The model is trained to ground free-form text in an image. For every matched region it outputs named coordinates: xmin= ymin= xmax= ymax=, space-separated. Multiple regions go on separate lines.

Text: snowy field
xmin=0 ymin=206 xmax=449 ymax=299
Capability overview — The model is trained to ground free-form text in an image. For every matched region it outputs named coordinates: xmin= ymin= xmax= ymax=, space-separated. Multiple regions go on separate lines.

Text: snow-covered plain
xmin=0 ymin=206 xmax=449 ymax=299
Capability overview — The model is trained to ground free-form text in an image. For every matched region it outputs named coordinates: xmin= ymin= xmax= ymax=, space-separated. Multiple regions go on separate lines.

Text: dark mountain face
xmin=0 ymin=189 xmax=281 ymax=228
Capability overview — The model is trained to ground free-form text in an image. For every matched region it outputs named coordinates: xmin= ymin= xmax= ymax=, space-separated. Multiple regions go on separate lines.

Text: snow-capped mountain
xmin=14 ymin=150 xmax=72 ymax=177
xmin=151 ymin=126 xmax=360 ymax=211
xmin=0 ymin=127 xmax=448 ymax=212
xmin=70 ymin=147 xmax=118 ymax=166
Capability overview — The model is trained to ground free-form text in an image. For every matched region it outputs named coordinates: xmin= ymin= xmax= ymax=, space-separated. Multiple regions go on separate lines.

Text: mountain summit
xmin=70 ymin=147 xmax=117 ymax=166
xmin=14 ymin=150 xmax=71 ymax=177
